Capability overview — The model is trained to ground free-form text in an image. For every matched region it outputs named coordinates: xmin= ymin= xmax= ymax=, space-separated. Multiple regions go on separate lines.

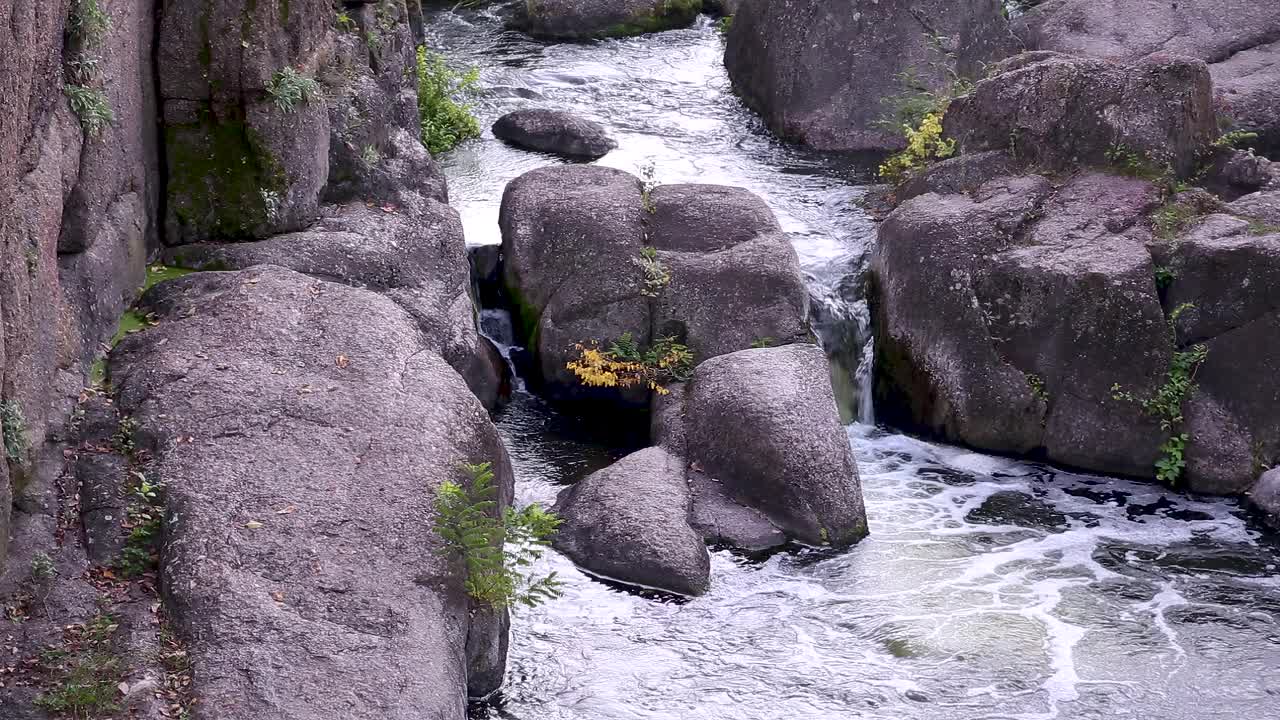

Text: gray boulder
xmin=945 ymin=52 xmax=1217 ymax=176
xmin=553 ymin=447 xmax=710 ymax=596
xmin=872 ymin=173 xmax=1171 ymax=477
xmin=1015 ymin=0 xmax=1280 ymax=156
xmin=110 ymin=265 xmax=513 ymax=714
xmin=166 ymin=199 xmax=504 ymax=408
xmin=1227 ymin=190 xmax=1280 ymax=227
xmin=493 ymin=109 xmax=617 ymax=160
xmin=1250 ymin=468 xmax=1280 ymax=530
xmin=703 ymin=0 xmax=740 ymax=15
xmin=517 ymin=0 xmax=702 ymax=40
xmin=724 ymin=0 xmax=1011 ymax=151
xmin=684 ymin=345 xmax=868 ymax=546
xmin=499 ymin=168 xmax=809 ymax=405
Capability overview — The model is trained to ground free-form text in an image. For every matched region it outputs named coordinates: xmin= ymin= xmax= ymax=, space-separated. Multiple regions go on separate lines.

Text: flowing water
xmin=425 ymin=10 xmax=1280 ymax=719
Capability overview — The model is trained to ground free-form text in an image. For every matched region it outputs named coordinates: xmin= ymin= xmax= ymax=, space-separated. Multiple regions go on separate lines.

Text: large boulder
xmin=109 ymin=265 xmax=513 ymax=715
xmin=1015 ymin=0 xmax=1280 ymax=157
xmin=492 ymin=109 xmax=617 ymax=160
xmin=517 ymin=0 xmax=702 ymax=40
xmin=553 ymin=447 xmax=710 ymax=596
xmin=159 ymin=0 xmax=334 ymax=244
xmin=724 ymin=0 xmax=1011 ymax=151
xmin=945 ymin=52 xmax=1217 ymax=176
xmin=683 ymin=345 xmax=868 ymax=546
xmin=872 ymin=173 xmax=1173 ymax=478
xmin=498 ymin=167 xmax=809 ymax=405
xmin=165 ymin=199 xmax=504 ymax=408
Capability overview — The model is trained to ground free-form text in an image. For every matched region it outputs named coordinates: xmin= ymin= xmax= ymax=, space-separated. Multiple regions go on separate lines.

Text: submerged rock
xmin=684 ymin=345 xmax=868 ymax=546
xmin=724 ymin=0 xmax=1011 ymax=151
xmin=553 ymin=447 xmax=711 ymax=596
xmin=1250 ymin=467 xmax=1280 ymax=530
xmin=110 ymin=265 xmax=513 ymax=715
xmin=493 ymin=109 xmax=617 ymax=159
xmin=518 ymin=0 xmax=702 ymax=40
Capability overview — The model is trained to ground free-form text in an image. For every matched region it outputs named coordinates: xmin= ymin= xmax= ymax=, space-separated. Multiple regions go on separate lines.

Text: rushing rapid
xmin=425 ymin=10 xmax=1280 ymax=719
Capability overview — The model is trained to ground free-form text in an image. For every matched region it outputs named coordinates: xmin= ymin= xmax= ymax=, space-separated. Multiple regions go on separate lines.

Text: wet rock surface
xmin=553 ymin=447 xmax=711 ymax=596
xmin=492 ymin=109 xmax=617 ymax=159
xmin=517 ymin=0 xmax=702 ymax=40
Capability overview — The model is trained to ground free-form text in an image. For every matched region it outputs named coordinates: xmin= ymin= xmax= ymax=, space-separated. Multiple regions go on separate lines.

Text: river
xmin=424 ymin=8 xmax=1280 ymax=719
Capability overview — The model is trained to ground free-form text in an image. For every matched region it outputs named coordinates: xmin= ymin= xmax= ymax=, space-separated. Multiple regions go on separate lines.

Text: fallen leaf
xmin=271 ymin=591 xmax=285 ymax=602
xmin=244 ymin=521 xmax=263 ymax=530
xmin=275 ymin=506 xmax=297 ymax=515
xmin=336 ymin=354 xmax=350 ymax=369
xmin=118 ymin=681 xmax=130 ymax=695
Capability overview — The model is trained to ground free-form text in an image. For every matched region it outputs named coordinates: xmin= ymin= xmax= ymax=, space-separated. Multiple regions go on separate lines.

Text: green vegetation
xmin=65 ymin=84 xmax=114 ymax=136
xmin=637 ymin=161 xmax=659 ymax=213
xmin=717 ymin=15 xmax=733 ymax=34
xmin=1151 ymin=202 xmax=1200 ymax=241
xmin=1025 ymin=373 xmax=1048 ymax=403
xmin=361 ymin=144 xmax=381 ymax=168
xmin=266 ymin=67 xmax=321 ymax=113
xmin=335 ymin=10 xmax=357 ymax=32
xmin=878 ymin=112 xmax=956 ymax=183
xmin=34 ymin=615 xmax=123 ymax=716
xmin=1246 ymin=219 xmax=1280 ymax=236
xmin=2 ymin=399 xmax=28 ymax=464
xmin=566 ymin=333 xmax=695 ymax=395
xmin=633 ymin=247 xmax=670 ymax=298
xmin=1111 ymin=303 xmax=1208 ymax=485
xmin=1154 ymin=265 xmax=1176 ymax=289
xmin=31 ymin=552 xmax=56 ymax=583
xmin=434 ymin=462 xmax=562 ymax=609
xmin=751 ymin=337 xmax=777 ymax=349
xmin=166 ymin=115 xmax=286 ymax=238
xmin=416 ymin=47 xmax=481 ymax=155
xmin=1212 ymin=130 xmax=1259 ymax=150
xmin=69 ymin=0 xmax=110 ymax=47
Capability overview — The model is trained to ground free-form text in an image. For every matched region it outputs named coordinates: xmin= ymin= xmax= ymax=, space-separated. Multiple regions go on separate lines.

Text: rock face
xmin=1015 ymin=0 xmax=1280 ymax=156
xmin=110 ymin=265 xmax=512 ymax=715
xmin=493 ymin=109 xmax=617 ymax=159
xmin=553 ymin=447 xmax=710 ymax=596
xmin=0 ymin=0 xmax=158 ymax=572
xmin=166 ymin=199 xmax=504 ymax=408
xmin=724 ymin=0 xmax=1011 ymax=151
xmin=518 ymin=0 xmax=702 ymax=40
xmin=499 ymin=166 xmax=808 ymax=404
xmin=945 ymin=53 xmax=1217 ymax=176
xmin=683 ymin=345 xmax=868 ymax=546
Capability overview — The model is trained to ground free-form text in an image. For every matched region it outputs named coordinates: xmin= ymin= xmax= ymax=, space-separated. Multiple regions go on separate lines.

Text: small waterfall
xmin=809 ymin=277 xmax=875 ymax=425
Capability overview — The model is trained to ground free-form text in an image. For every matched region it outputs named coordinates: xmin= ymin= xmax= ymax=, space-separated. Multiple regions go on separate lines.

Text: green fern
xmin=434 ymin=462 xmax=562 ymax=609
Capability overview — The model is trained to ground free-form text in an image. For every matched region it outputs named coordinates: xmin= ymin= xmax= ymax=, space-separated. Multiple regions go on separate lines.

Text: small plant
xmin=750 ymin=337 xmax=776 ymax=349
xmin=1025 ymin=373 xmax=1048 ymax=403
xmin=360 ymin=144 xmax=381 ymax=168
xmin=416 ymin=47 xmax=481 ymax=155
xmin=632 ymin=246 xmax=670 ymax=298
xmin=1212 ymin=130 xmax=1259 ymax=150
xmin=116 ymin=470 xmax=164 ymax=577
xmin=2 ymin=399 xmax=29 ymax=464
xmin=716 ymin=15 xmax=733 ymax=34
xmin=65 ymin=84 xmax=114 ymax=136
xmin=260 ymin=188 xmax=282 ymax=223
xmin=1246 ymin=219 xmax=1280 ymax=236
xmin=69 ymin=0 xmax=111 ymax=47
xmin=31 ymin=552 xmax=56 ymax=583
xmin=1111 ymin=303 xmax=1208 ymax=485
xmin=112 ymin=416 xmax=139 ymax=455
xmin=637 ymin=160 xmax=659 ymax=213
xmin=266 ymin=66 xmax=321 ymax=113
xmin=878 ymin=111 xmax=955 ymax=183
xmin=566 ymin=333 xmax=694 ymax=395
xmin=65 ymin=54 xmax=101 ymax=85
xmin=1151 ymin=202 xmax=1200 ymax=241
xmin=434 ymin=462 xmax=562 ymax=609
xmin=335 ymin=10 xmax=357 ymax=32
xmin=34 ymin=614 xmax=123 ymax=716
xmin=1105 ymin=143 xmax=1145 ymax=174
xmin=1154 ymin=265 xmax=1176 ymax=289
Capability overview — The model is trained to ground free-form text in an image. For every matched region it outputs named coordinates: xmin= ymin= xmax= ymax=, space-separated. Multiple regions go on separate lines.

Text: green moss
xmin=143 ymin=264 xmax=196 ymax=291
xmin=109 ymin=310 xmax=153 ymax=348
xmin=599 ymin=0 xmax=702 ymax=38
xmin=165 ymin=109 xmax=284 ymax=240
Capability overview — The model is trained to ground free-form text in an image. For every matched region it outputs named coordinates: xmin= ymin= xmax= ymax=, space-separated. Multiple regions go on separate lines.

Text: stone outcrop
xmin=498 ymin=166 xmax=808 ymax=405
xmin=724 ymin=0 xmax=1011 ymax=151
xmin=945 ymin=52 xmax=1217 ymax=176
xmin=553 ymin=447 xmax=710 ymax=596
xmin=110 ymin=265 xmax=513 ymax=715
xmin=516 ymin=0 xmax=702 ymax=40
xmin=492 ymin=109 xmax=617 ymax=160
xmin=1250 ymin=467 xmax=1280 ymax=530
xmin=1015 ymin=0 xmax=1280 ymax=156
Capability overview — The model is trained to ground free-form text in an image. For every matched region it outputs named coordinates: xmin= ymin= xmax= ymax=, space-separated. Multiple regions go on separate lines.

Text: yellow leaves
xmin=566 ymin=343 xmax=672 ymax=394
xmin=878 ymin=110 xmax=956 ymax=184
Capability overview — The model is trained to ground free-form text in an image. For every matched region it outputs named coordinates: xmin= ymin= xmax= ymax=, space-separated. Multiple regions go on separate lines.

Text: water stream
xmin=425 ymin=10 xmax=1280 ymax=719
